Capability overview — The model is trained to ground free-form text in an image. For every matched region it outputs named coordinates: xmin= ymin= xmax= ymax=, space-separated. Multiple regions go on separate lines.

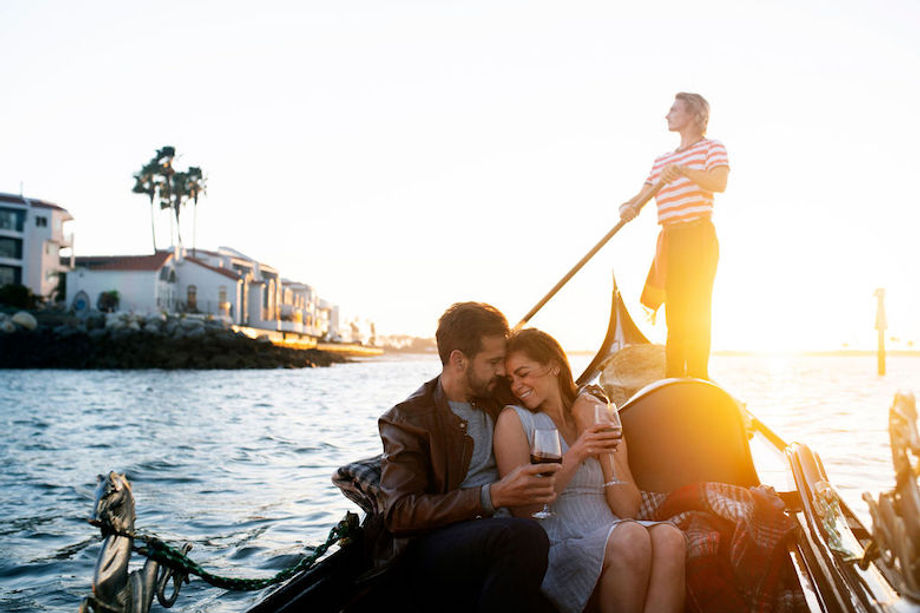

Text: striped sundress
xmin=510 ymin=406 xmax=664 ymax=613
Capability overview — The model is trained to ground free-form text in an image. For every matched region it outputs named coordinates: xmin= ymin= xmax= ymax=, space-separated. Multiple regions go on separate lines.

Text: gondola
xmin=81 ymin=276 xmax=920 ymax=612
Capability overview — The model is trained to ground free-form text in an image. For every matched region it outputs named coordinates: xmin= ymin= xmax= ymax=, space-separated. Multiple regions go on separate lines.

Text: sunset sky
xmin=2 ymin=0 xmax=917 ymax=352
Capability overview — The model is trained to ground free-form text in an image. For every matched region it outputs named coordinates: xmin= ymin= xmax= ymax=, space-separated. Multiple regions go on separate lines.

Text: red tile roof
xmin=0 ymin=193 xmax=27 ymax=205
xmin=0 ymin=193 xmax=72 ymax=217
xmin=185 ymin=257 xmax=243 ymax=281
xmin=30 ymin=199 xmax=71 ymax=214
xmin=74 ymin=251 xmax=173 ymax=271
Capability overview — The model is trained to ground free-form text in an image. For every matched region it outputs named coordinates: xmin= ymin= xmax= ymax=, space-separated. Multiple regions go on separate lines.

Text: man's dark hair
xmin=436 ymin=302 xmax=509 ymax=365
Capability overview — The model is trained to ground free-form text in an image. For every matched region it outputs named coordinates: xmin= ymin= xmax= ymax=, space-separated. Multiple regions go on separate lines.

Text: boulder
xmin=11 ymin=311 xmax=38 ymax=331
xmin=180 ymin=317 xmax=205 ymax=330
xmin=185 ymin=326 xmax=206 ymax=339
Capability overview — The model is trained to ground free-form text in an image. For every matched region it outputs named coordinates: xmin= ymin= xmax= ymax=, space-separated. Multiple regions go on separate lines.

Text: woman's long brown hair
xmin=506 ymin=328 xmax=578 ymax=409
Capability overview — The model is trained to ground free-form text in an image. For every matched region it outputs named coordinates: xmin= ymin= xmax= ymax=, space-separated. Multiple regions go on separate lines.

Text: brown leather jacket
xmin=378 ymin=376 xmax=502 ymax=539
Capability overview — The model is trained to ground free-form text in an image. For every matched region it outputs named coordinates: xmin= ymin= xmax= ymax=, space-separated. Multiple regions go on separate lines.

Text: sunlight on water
xmin=1 ymin=353 xmax=917 ymax=611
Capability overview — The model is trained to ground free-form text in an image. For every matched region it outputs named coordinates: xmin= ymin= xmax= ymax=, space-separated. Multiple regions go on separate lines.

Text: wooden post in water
xmin=874 ymin=288 xmax=887 ymax=376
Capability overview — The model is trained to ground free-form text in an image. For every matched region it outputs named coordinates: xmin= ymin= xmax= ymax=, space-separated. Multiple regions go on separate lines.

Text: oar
xmin=512 ymin=180 xmax=666 ymax=332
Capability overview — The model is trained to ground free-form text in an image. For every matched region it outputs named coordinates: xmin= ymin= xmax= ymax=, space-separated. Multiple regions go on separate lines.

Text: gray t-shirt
xmin=449 ymin=400 xmax=501 ymax=513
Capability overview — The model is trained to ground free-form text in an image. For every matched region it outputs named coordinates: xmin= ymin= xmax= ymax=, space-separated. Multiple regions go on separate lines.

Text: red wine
xmin=531 ymin=454 xmax=562 ymax=477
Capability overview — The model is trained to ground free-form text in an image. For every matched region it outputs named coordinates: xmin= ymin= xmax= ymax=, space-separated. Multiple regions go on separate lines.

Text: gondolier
xmin=619 ymin=92 xmax=730 ymax=380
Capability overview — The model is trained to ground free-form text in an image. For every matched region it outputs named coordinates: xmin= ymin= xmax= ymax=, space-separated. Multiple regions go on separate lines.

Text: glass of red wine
xmin=594 ymin=403 xmax=623 ymax=486
xmin=531 ymin=428 xmax=562 ymax=519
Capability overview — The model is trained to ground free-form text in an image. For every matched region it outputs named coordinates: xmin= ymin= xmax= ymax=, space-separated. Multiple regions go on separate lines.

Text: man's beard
xmin=465 ymin=369 xmax=497 ymax=399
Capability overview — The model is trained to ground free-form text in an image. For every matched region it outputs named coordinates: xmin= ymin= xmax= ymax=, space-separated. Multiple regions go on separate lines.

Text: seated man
xmin=379 ymin=302 xmax=559 ymax=612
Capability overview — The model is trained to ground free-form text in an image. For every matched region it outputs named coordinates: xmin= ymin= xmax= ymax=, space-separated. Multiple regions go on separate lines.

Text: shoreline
xmin=0 ymin=310 xmax=351 ymax=369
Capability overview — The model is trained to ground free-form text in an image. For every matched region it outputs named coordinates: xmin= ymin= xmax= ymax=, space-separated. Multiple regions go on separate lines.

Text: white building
xmin=316 ymin=298 xmax=338 ymax=340
xmin=0 ymin=192 xmax=74 ymax=298
xmin=188 ymin=247 xmax=283 ymax=329
xmin=67 ymin=251 xmax=177 ymax=314
xmin=176 ymin=256 xmax=246 ymax=323
xmin=64 ymin=246 xmax=342 ymax=337
xmin=66 ymin=250 xmax=250 ymax=325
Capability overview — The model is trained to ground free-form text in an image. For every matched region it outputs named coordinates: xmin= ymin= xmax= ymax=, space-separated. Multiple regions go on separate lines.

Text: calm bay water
xmin=1 ymin=353 xmax=918 ymax=612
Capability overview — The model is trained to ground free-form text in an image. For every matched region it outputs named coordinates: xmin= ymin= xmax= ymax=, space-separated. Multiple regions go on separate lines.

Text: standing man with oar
xmin=619 ymin=92 xmax=730 ymax=380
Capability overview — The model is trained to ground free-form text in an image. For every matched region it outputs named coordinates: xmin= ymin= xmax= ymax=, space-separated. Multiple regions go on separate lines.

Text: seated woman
xmin=493 ymin=328 xmax=686 ymax=613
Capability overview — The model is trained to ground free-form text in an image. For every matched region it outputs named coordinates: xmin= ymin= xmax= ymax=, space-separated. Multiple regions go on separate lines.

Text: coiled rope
xmin=104 ymin=511 xmax=359 ymax=591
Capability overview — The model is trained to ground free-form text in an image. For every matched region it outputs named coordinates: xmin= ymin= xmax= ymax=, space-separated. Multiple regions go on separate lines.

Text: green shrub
xmin=0 ymin=284 xmax=41 ymax=309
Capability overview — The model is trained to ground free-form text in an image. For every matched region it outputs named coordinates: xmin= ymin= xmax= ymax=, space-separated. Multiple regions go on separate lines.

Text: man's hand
xmin=490 ymin=463 xmax=559 ymax=508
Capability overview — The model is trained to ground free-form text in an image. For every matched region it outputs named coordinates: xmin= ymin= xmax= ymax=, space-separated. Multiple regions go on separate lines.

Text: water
xmin=1 ymin=353 xmax=917 ymax=612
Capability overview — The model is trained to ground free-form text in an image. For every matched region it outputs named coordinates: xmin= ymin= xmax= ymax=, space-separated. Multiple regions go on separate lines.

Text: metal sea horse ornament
xmin=862 ymin=391 xmax=920 ymax=598
xmin=79 ymin=472 xmax=190 ymax=613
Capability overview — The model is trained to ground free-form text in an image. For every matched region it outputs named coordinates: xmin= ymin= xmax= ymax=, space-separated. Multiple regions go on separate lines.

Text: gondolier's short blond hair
xmin=436 ymin=302 xmax=509 ymax=365
xmin=675 ymin=92 xmax=710 ymax=134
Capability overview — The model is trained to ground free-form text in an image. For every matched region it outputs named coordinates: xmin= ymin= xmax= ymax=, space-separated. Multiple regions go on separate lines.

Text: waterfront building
xmin=280 ymin=279 xmax=313 ymax=335
xmin=177 ymin=256 xmax=246 ymax=323
xmin=67 ymin=252 xmax=179 ymax=314
xmin=316 ymin=298 xmax=336 ymax=341
xmin=65 ymin=245 xmax=347 ymax=340
xmin=0 ymin=193 xmax=74 ymax=298
xmin=189 ymin=247 xmax=284 ymax=331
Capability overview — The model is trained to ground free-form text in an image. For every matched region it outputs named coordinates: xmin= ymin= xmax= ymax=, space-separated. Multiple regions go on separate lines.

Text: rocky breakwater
xmin=0 ymin=311 xmax=347 ymax=369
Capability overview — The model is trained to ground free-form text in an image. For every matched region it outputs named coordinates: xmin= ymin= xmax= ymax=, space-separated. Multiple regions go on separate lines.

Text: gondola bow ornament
xmin=862 ymin=391 xmax=920 ymax=598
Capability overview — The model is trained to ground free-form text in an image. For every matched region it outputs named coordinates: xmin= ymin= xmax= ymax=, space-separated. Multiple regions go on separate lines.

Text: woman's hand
xmin=569 ymin=422 xmax=621 ymax=464
xmin=571 ymin=391 xmax=607 ymax=431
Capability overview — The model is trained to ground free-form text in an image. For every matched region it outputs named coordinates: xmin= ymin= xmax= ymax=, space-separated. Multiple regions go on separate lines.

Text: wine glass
xmin=530 ymin=428 xmax=562 ymax=519
xmin=594 ymin=403 xmax=623 ymax=486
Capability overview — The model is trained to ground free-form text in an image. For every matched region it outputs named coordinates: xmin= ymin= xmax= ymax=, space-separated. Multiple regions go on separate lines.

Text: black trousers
xmin=402 ymin=517 xmax=556 ymax=613
xmin=664 ymin=219 xmax=719 ymax=379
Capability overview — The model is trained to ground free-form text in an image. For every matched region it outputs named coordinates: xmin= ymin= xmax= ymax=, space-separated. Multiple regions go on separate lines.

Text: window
xmin=0 ymin=237 xmax=23 ymax=259
xmin=0 ymin=265 xmax=22 ymax=286
xmin=35 ymin=216 xmax=48 ymax=227
xmin=0 ymin=208 xmax=25 ymax=232
xmin=187 ymin=285 xmax=197 ymax=311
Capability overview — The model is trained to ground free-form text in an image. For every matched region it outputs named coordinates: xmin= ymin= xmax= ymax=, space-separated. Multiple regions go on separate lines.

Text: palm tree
xmin=186 ymin=166 xmax=207 ymax=257
xmin=131 ymin=158 xmax=161 ymax=252
xmin=168 ymin=169 xmax=188 ymax=250
xmin=131 ymin=146 xmax=206 ymax=255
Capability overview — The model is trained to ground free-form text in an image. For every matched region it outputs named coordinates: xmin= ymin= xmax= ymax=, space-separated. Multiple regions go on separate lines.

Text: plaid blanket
xmin=639 ymin=483 xmax=807 ymax=613
xmin=333 ymin=454 xmax=383 ymax=515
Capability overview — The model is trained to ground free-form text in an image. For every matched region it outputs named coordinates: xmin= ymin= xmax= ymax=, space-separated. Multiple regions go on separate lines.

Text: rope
xmin=106 ymin=512 xmax=359 ymax=592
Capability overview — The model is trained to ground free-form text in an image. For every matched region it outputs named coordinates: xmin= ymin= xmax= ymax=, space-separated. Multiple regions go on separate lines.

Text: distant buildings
xmin=0 ymin=193 xmax=74 ymax=297
xmin=0 ymin=191 xmax=370 ymax=343
xmin=66 ymin=246 xmax=347 ymax=340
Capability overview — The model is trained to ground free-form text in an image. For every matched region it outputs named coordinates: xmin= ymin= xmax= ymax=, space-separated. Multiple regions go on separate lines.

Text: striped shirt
xmin=645 ymin=138 xmax=729 ymax=225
